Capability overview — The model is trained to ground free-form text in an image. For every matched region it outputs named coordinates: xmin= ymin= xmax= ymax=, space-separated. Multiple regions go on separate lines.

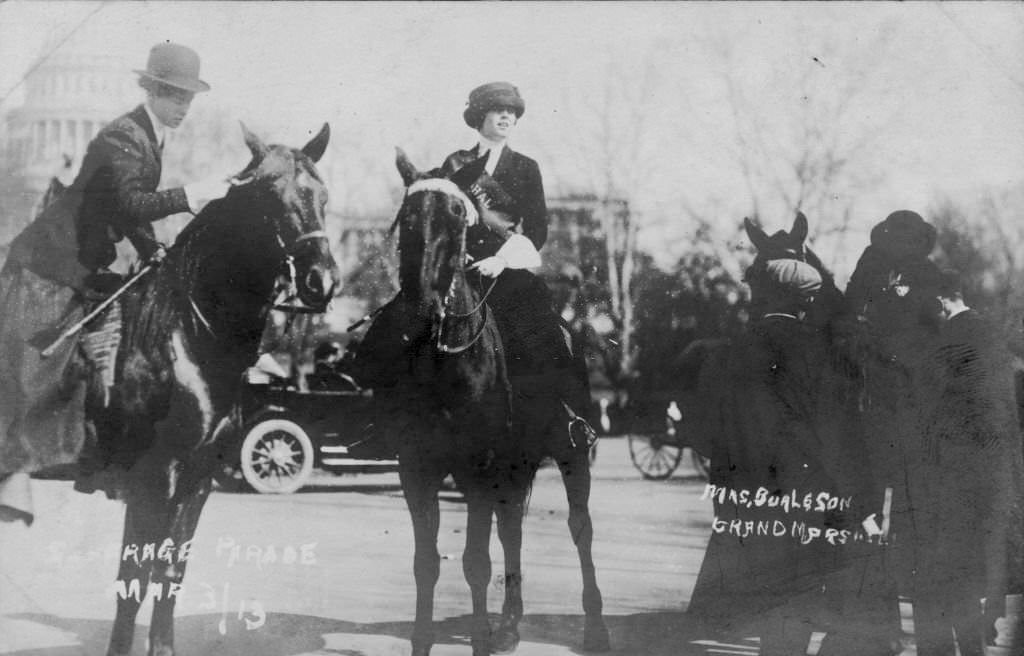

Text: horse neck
xmin=167 ymin=199 xmax=281 ymax=367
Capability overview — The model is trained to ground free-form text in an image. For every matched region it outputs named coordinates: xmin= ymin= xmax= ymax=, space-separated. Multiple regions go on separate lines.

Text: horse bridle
xmin=271 ymin=229 xmax=333 ymax=314
xmin=401 ymin=181 xmax=495 ymax=355
xmin=436 ymin=262 xmax=499 ymax=355
xmin=182 ymin=227 xmax=331 ymax=343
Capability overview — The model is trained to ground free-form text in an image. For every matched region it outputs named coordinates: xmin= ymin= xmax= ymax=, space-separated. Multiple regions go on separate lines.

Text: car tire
xmin=239 ymin=417 xmax=314 ymax=494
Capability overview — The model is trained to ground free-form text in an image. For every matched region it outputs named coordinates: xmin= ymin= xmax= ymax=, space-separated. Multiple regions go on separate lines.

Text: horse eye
xmin=450 ymin=200 xmax=465 ymax=217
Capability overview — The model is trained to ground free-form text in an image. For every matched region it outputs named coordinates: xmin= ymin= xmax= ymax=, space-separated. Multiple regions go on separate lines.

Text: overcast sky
xmin=1 ymin=1 xmax=1022 ymax=277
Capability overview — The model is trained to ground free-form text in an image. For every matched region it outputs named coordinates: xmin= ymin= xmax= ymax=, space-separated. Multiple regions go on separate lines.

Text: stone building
xmin=3 ymin=52 xmax=136 ymax=194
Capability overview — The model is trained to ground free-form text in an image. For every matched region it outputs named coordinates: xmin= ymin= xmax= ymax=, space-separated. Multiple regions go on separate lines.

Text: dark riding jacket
xmin=5 ymin=105 xmax=189 ymax=289
xmin=438 ymin=144 xmax=547 ymax=259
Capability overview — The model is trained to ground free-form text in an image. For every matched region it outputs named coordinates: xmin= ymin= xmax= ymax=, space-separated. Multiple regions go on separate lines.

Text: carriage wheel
xmin=240 ymin=418 xmax=314 ymax=494
xmin=628 ymin=433 xmax=684 ymax=480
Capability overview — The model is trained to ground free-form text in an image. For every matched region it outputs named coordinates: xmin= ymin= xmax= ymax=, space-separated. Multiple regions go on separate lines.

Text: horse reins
xmin=182 ymin=228 xmax=331 ymax=343
xmin=434 ymin=210 xmax=497 ymax=355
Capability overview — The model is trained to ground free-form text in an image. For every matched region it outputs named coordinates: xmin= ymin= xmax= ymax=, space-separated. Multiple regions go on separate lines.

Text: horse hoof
xmin=490 ymin=624 xmax=520 ymax=654
xmin=583 ymin=618 xmax=611 ymax=652
xmin=411 ymin=643 xmax=431 ymax=656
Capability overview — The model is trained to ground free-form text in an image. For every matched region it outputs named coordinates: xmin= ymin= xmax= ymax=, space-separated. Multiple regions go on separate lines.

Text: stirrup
xmin=562 ymin=401 xmax=597 ymax=449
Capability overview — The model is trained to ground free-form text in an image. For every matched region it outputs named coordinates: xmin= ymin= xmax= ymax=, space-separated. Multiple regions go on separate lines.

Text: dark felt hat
xmin=134 ymin=42 xmax=210 ymax=94
xmin=463 ymin=82 xmax=525 ymax=129
xmin=870 ymin=210 xmax=936 ymax=260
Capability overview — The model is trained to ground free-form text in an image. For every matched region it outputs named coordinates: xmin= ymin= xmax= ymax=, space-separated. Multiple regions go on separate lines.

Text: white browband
xmin=406 ymin=178 xmax=479 ymax=225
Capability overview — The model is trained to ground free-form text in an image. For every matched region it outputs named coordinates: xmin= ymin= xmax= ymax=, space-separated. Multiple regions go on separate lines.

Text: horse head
xmin=227 ymin=122 xmax=339 ymax=312
xmin=394 ymin=148 xmax=479 ymax=319
xmin=744 ymin=212 xmax=809 ymax=263
xmin=744 ymin=212 xmax=842 ymax=321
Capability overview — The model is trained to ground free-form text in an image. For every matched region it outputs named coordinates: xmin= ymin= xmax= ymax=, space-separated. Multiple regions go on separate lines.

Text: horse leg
xmin=492 ymin=476 xmax=534 ymax=655
xmin=147 ymin=477 xmax=213 ymax=656
xmin=399 ymin=463 xmax=444 ymax=656
xmin=108 ymin=474 xmax=170 ymax=656
xmin=557 ymin=452 xmax=610 ymax=652
xmin=459 ymin=479 xmax=495 ymax=656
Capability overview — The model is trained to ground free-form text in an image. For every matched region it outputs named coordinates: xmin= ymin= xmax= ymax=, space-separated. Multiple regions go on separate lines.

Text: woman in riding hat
xmin=0 ymin=43 xmax=230 ymax=519
xmin=438 ymin=81 xmax=573 ymax=380
xmin=356 ymin=82 xmax=591 ymax=439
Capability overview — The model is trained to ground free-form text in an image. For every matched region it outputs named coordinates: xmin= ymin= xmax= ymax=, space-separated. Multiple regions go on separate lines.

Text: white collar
xmin=476 ymin=141 xmax=504 ymax=175
xmin=948 ymin=306 xmax=971 ymax=320
xmin=142 ymin=102 xmax=167 ymax=148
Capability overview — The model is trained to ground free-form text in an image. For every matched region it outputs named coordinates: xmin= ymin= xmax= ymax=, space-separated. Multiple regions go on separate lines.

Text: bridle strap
xmin=294 ymin=230 xmax=328 ymax=244
xmin=271 ymin=229 xmax=333 ymax=314
xmin=437 ymin=300 xmax=490 ymax=355
xmin=433 ymin=219 xmax=494 ymax=354
xmin=444 ymin=274 xmax=499 ymax=319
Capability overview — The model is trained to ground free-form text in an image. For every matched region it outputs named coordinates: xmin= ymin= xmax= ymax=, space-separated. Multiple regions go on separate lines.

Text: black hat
xmin=463 ymin=82 xmax=525 ymax=129
xmin=134 ymin=42 xmax=210 ymax=94
xmin=870 ymin=210 xmax=936 ymax=260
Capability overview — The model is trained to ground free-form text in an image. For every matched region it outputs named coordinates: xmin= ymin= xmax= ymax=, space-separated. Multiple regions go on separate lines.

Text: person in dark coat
xmin=0 ymin=43 xmax=229 ymax=521
xmin=845 ymin=210 xmax=943 ymax=539
xmin=355 ymin=82 xmax=592 ymax=440
xmin=688 ymin=255 xmax=885 ymax=655
xmin=908 ymin=270 xmax=1024 ymax=656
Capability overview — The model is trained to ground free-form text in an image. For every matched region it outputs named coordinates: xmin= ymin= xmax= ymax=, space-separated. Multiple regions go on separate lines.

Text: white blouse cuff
xmin=495 ymin=234 xmax=541 ymax=270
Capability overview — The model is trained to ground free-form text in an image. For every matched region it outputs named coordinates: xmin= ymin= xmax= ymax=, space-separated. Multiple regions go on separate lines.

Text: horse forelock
xmin=407 ymin=178 xmax=479 ymax=226
xmin=396 ymin=180 xmax=475 ymax=316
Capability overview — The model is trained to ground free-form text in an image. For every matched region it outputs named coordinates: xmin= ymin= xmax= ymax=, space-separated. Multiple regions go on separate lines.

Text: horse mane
xmin=118 ymin=188 xmax=270 ymax=367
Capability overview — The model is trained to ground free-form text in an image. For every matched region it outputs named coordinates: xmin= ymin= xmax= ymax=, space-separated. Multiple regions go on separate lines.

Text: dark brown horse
xmin=379 ymin=150 xmax=608 ymax=656
xmin=687 ymin=212 xmax=885 ymax=654
xmin=96 ymin=123 xmax=337 ymax=656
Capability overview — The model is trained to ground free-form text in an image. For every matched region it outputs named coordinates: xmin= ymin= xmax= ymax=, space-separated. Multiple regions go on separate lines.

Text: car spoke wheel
xmin=240 ymin=418 xmax=314 ymax=494
xmin=628 ymin=433 xmax=683 ymax=480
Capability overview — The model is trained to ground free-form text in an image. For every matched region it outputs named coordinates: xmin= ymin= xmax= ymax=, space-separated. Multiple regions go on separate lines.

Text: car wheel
xmin=240 ymin=417 xmax=314 ymax=494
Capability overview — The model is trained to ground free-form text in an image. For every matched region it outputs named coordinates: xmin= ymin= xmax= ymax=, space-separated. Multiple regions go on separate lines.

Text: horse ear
xmin=744 ymin=217 xmax=768 ymax=252
xmin=791 ymin=212 xmax=809 ymax=244
xmin=302 ymin=123 xmax=330 ymax=163
xmin=395 ymin=147 xmax=421 ymax=187
xmin=240 ymin=122 xmax=269 ymax=161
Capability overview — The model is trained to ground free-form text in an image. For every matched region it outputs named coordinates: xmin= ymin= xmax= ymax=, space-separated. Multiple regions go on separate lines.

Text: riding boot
xmin=73 ymin=279 xmax=128 ymax=498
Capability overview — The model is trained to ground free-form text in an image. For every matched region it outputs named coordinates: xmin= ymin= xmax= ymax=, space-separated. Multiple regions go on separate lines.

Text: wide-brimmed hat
xmin=134 ymin=42 xmax=210 ymax=94
xmin=870 ymin=210 xmax=936 ymax=260
xmin=463 ymin=82 xmax=525 ymax=129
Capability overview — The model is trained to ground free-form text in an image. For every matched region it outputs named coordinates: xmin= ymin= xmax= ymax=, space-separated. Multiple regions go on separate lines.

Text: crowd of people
xmin=688 ymin=209 xmax=1024 ymax=655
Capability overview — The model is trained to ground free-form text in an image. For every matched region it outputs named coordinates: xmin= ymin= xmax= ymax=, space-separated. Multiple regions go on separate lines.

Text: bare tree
xmin=931 ymin=183 xmax=1024 ymax=324
xmin=542 ymin=50 xmax=672 ymax=383
xmin=705 ymin=27 xmax=900 ymax=266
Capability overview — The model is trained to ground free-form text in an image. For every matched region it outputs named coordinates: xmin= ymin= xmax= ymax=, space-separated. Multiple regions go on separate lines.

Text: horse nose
xmin=304 ymin=266 xmax=333 ymax=303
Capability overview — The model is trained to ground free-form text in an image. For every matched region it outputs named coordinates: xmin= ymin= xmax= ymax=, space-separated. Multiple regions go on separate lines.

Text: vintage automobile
xmin=217 ymin=354 xmax=396 ymax=494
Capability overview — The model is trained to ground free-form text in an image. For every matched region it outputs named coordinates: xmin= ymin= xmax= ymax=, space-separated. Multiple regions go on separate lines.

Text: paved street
xmin=1 ymin=437 xmax=879 ymax=656
xmin=0 ymin=436 xmax=721 ymax=656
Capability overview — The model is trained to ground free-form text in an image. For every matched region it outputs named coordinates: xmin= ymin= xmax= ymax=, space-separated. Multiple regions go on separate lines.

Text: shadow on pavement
xmin=5 ymin=610 xmax=750 ymax=656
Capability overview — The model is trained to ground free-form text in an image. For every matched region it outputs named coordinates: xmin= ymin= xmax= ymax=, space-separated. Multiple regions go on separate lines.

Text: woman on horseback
xmin=357 ymin=82 xmax=593 ymax=442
